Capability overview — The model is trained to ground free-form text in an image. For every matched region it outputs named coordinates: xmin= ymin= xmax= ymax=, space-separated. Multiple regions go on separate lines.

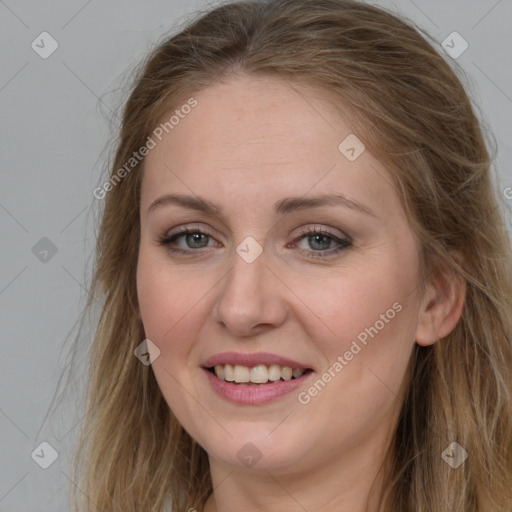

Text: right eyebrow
xmin=147 ymin=194 xmax=221 ymax=216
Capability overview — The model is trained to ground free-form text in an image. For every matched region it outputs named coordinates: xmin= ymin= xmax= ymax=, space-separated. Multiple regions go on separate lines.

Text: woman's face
xmin=137 ymin=75 xmax=425 ymax=475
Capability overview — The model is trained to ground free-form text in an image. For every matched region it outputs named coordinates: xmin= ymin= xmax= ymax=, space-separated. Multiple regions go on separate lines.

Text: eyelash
xmin=157 ymin=225 xmax=352 ymax=258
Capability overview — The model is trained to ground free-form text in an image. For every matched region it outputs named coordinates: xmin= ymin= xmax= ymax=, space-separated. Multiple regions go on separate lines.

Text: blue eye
xmin=178 ymin=232 xmax=209 ymax=249
xmin=158 ymin=225 xmax=352 ymax=258
xmin=158 ymin=227 xmax=217 ymax=253
xmin=292 ymin=226 xmax=352 ymax=258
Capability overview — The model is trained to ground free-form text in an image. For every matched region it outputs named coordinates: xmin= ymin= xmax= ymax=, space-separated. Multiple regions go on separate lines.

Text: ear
xmin=415 ymin=256 xmax=466 ymax=347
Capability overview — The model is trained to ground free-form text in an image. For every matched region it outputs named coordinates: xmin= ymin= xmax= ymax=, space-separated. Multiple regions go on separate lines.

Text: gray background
xmin=1 ymin=0 xmax=511 ymax=510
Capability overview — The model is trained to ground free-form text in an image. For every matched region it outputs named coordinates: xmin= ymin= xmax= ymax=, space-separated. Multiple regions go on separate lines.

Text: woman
xmin=72 ymin=0 xmax=512 ymax=510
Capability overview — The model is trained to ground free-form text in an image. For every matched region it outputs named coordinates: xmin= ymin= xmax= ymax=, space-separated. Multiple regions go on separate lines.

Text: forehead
xmin=140 ymin=74 xmax=401 ymax=222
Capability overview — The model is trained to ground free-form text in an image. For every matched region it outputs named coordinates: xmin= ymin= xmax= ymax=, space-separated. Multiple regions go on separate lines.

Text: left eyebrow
xmin=274 ymin=194 xmax=377 ymax=218
xmin=147 ymin=192 xmax=377 ymax=218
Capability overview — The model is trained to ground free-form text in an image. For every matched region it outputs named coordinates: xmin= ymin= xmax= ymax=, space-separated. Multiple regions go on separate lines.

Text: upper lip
xmin=202 ymin=352 xmax=312 ymax=370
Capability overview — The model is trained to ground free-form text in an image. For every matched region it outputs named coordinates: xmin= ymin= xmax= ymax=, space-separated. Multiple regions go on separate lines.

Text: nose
xmin=212 ymin=247 xmax=288 ymax=337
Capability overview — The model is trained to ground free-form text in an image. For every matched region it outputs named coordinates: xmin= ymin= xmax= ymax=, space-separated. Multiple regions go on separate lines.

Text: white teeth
xmin=281 ymin=367 xmax=292 ymax=381
xmin=214 ymin=365 xmax=224 ymax=380
xmin=250 ymin=365 xmax=269 ymax=383
xmin=268 ymin=364 xmax=282 ymax=381
xmin=212 ymin=364 xmax=307 ymax=384
xmin=223 ymin=364 xmax=235 ymax=382
xmin=234 ymin=365 xmax=250 ymax=383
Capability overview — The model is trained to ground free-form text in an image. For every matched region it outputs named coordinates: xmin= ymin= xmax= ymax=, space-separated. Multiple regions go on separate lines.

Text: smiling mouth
xmin=206 ymin=364 xmax=314 ymax=385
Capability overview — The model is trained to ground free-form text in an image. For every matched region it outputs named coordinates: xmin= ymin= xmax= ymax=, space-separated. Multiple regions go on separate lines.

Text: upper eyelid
xmin=166 ymin=224 xmax=216 ymax=238
xmin=296 ymin=225 xmax=349 ymax=239
xmin=163 ymin=224 xmax=347 ymax=241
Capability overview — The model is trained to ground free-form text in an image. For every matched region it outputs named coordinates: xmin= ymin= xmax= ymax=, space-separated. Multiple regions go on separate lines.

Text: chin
xmin=198 ymin=426 xmax=311 ymax=473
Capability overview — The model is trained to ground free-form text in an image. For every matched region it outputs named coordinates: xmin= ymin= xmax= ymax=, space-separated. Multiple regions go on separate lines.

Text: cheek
xmin=136 ymin=250 xmax=199 ymax=350
xmin=136 ymin=249 xmax=226 ymax=368
xmin=289 ymin=254 xmax=419 ymax=406
xmin=293 ymin=276 xmax=416 ymax=446
xmin=293 ymin=263 xmax=413 ymax=350
xmin=136 ymin=252 xmax=209 ymax=423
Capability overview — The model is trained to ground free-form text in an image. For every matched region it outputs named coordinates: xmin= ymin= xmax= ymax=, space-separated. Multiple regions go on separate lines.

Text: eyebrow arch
xmin=147 ymin=193 xmax=376 ymax=217
xmin=275 ymin=194 xmax=376 ymax=217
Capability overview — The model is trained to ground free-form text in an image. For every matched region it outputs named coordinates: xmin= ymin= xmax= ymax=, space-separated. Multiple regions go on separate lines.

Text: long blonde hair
xmin=70 ymin=0 xmax=512 ymax=510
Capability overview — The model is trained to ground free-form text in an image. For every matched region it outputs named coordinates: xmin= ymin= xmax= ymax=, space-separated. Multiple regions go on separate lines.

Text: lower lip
xmin=203 ymin=368 xmax=314 ymax=405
